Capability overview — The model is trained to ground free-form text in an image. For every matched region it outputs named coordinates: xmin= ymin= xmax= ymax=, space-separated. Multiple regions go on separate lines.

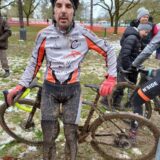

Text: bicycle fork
xmin=23 ymin=88 xmax=42 ymax=130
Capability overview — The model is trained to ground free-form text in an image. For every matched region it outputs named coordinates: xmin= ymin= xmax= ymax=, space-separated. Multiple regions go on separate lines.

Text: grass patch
xmin=0 ymin=141 xmax=21 ymax=157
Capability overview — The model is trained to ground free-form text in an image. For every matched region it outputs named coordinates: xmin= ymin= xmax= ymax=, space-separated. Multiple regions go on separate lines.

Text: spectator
xmin=0 ymin=16 xmax=11 ymax=78
xmin=101 ymin=23 xmax=152 ymax=109
xmin=128 ymin=30 xmax=160 ymax=143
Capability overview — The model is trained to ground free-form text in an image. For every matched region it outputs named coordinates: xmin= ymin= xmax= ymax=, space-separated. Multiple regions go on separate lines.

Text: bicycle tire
xmin=0 ymin=99 xmax=43 ymax=146
xmin=112 ymin=82 xmax=152 ymax=119
xmin=90 ymin=112 xmax=159 ymax=160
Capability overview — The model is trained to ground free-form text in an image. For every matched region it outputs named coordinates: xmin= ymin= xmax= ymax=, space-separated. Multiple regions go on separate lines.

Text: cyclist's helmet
xmin=50 ymin=0 xmax=79 ymax=10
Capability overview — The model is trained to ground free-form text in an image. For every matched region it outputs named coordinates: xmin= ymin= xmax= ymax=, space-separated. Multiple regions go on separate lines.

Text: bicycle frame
xmin=78 ymin=84 xmax=111 ymax=143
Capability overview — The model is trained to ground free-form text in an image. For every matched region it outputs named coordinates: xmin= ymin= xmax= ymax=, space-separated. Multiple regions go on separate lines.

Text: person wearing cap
xmin=130 ymin=7 xmax=160 ymax=60
xmin=101 ymin=23 xmax=152 ymax=110
xmin=5 ymin=0 xmax=117 ymax=159
xmin=130 ymin=7 xmax=154 ymax=49
xmin=130 ymin=7 xmax=150 ymax=28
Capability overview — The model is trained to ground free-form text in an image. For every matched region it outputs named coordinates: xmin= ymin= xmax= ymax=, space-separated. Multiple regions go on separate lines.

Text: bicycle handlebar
xmin=84 ymin=84 xmax=99 ymax=93
xmin=3 ymin=89 xmax=25 ymax=107
xmin=119 ymin=66 xmax=150 ymax=77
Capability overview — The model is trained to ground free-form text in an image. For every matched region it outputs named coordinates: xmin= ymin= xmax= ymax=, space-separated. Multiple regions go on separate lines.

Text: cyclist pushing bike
xmin=129 ymin=27 xmax=160 ymax=142
xmin=5 ymin=0 xmax=117 ymax=159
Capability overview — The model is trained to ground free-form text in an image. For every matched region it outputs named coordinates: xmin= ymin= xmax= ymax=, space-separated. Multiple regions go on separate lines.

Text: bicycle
xmin=110 ymin=67 xmax=160 ymax=119
xmin=0 ymin=77 xmax=159 ymax=160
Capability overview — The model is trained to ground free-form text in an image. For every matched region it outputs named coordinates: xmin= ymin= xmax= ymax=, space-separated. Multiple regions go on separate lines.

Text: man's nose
xmin=61 ymin=5 xmax=67 ymax=12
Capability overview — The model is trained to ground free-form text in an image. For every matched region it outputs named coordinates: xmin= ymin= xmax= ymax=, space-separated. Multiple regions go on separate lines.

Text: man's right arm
xmin=19 ymin=32 xmax=46 ymax=87
xmin=132 ymin=31 xmax=160 ymax=67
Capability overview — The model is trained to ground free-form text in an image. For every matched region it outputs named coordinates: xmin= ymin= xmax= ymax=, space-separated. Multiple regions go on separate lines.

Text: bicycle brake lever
xmin=3 ymin=90 xmax=9 ymax=107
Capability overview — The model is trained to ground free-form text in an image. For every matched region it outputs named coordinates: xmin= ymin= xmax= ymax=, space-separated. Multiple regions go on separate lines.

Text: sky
xmin=83 ymin=0 xmax=110 ymax=19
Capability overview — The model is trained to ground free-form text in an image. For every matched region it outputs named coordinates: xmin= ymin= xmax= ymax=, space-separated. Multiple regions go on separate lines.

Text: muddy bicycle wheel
xmin=90 ymin=112 xmax=159 ymax=160
xmin=111 ymin=82 xmax=152 ymax=119
xmin=0 ymin=99 xmax=43 ymax=146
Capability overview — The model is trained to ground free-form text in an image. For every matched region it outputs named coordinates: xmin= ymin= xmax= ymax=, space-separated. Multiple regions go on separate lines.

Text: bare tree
xmin=75 ymin=0 xmax=85 ymax=21
xmin=95 ymin=0 xmax=141 ymax=34
xmin=40 ymin=0 xmax=52 ymax=20
xmin=94 ymin=0 xmax=115 ymax=26
xmin=0 ymin=0 xmax=15 ymax=9
xmin=23 ymin=0 xmax=41 ymax=26
xmin=0 ymin=0 xmax=15 ymax=16
xmin=90 ymin=0 xmax=93 ymax=27
xmin=18 ymin=0 xmax=24 ymax=28
xmin=18 ymin=0 xmax=27 ymax=40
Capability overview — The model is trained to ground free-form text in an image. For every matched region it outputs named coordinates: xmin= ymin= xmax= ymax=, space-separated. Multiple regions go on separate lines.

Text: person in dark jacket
xmin=113 ymin=23 xmax=153 ymax=109
xmin=101 ymin=23 xmax=152 ymax=109
xmin=0 ymin=16 xmax=11 ymax=78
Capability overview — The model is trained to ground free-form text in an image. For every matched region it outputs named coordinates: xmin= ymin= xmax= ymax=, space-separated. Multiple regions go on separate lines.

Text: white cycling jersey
xmin=19 ymin=24 xmax=117 ymax=87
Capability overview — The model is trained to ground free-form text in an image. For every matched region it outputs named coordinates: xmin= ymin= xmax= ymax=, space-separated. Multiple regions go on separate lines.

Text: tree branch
xmin=0 ymin=1 xmax=15 ymax=9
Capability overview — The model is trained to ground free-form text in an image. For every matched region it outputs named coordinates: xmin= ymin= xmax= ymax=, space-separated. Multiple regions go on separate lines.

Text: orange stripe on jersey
xmin=46 ymin=67 xmax=56 ymax=83
xmin=34 ymin=39 xmax=46 ymax=77
xmin=137 ymin=89 xmax=150 ymax=102
xmin=85 ymin=36 xmax=107 ymax=57
xmin=68 ymin=69 xmax=78 ymax=84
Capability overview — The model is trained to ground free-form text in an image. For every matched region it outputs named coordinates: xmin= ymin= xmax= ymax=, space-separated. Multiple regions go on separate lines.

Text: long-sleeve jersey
xmin=133 ymin=31 xmax=160 ymax=67
xmin=19 ymin=24 xmax=117 ymax=87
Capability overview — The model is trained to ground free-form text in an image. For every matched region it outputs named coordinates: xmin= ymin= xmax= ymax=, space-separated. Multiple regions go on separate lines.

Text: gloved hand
xmin=99 ymin=76 xmax=117 ymax=96
xmin=127 ymin=65 xmax=138 ymax=74
xmin=6 ymin=85 xmax=24 ymax=106
xmin=149 ymin=69 xmax=160 ymax=77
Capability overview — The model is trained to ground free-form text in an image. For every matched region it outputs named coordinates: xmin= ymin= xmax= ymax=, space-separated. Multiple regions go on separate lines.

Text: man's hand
xmin=6 ymin=85 xmax=24 ymax=106
xmin=99 ymin=76 xmax=117 ymax=96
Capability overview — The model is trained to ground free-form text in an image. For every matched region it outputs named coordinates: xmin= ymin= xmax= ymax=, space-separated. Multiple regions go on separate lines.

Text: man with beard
xmin=5 ymin=0 xmax=117 ymax=159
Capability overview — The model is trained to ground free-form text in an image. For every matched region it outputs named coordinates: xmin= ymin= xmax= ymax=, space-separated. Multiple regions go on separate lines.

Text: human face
xmin=139 ymin=30 xmax=150 ymax=38
xmin=139 ymin=15 xmax=149 ymax=24
xmin=54 ymin=0 xmax=74 ymax=31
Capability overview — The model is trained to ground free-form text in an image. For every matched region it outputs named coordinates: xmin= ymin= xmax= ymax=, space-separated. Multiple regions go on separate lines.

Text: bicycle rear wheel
xmin=0 ymin=99 xmax=43 ymax=146
xmin=90 ymin=112 xmax=159 ymax=160
xmin=112 ymin=82 xmax=152 ymax=119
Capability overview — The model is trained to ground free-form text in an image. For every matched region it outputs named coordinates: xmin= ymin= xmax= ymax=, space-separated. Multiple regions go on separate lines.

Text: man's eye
xmin=66 ymin=4 xmax=73 ymax=8
xmin=56 ymin=4 xmax=62 ymax=8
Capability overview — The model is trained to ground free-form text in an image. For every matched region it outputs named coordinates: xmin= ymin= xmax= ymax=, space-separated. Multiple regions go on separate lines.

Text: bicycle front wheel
xmin=90 ymin=112 xmax=159 ymax=160
xmin=0 ymin=99 xmax=43 ymax=146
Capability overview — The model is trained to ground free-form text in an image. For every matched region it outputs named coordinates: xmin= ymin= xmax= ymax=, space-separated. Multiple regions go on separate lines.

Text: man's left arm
xmin=98 ymin=40 xmax=117 ymax=96
xmin=83 ymin=28 xmax=117 ymax=96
